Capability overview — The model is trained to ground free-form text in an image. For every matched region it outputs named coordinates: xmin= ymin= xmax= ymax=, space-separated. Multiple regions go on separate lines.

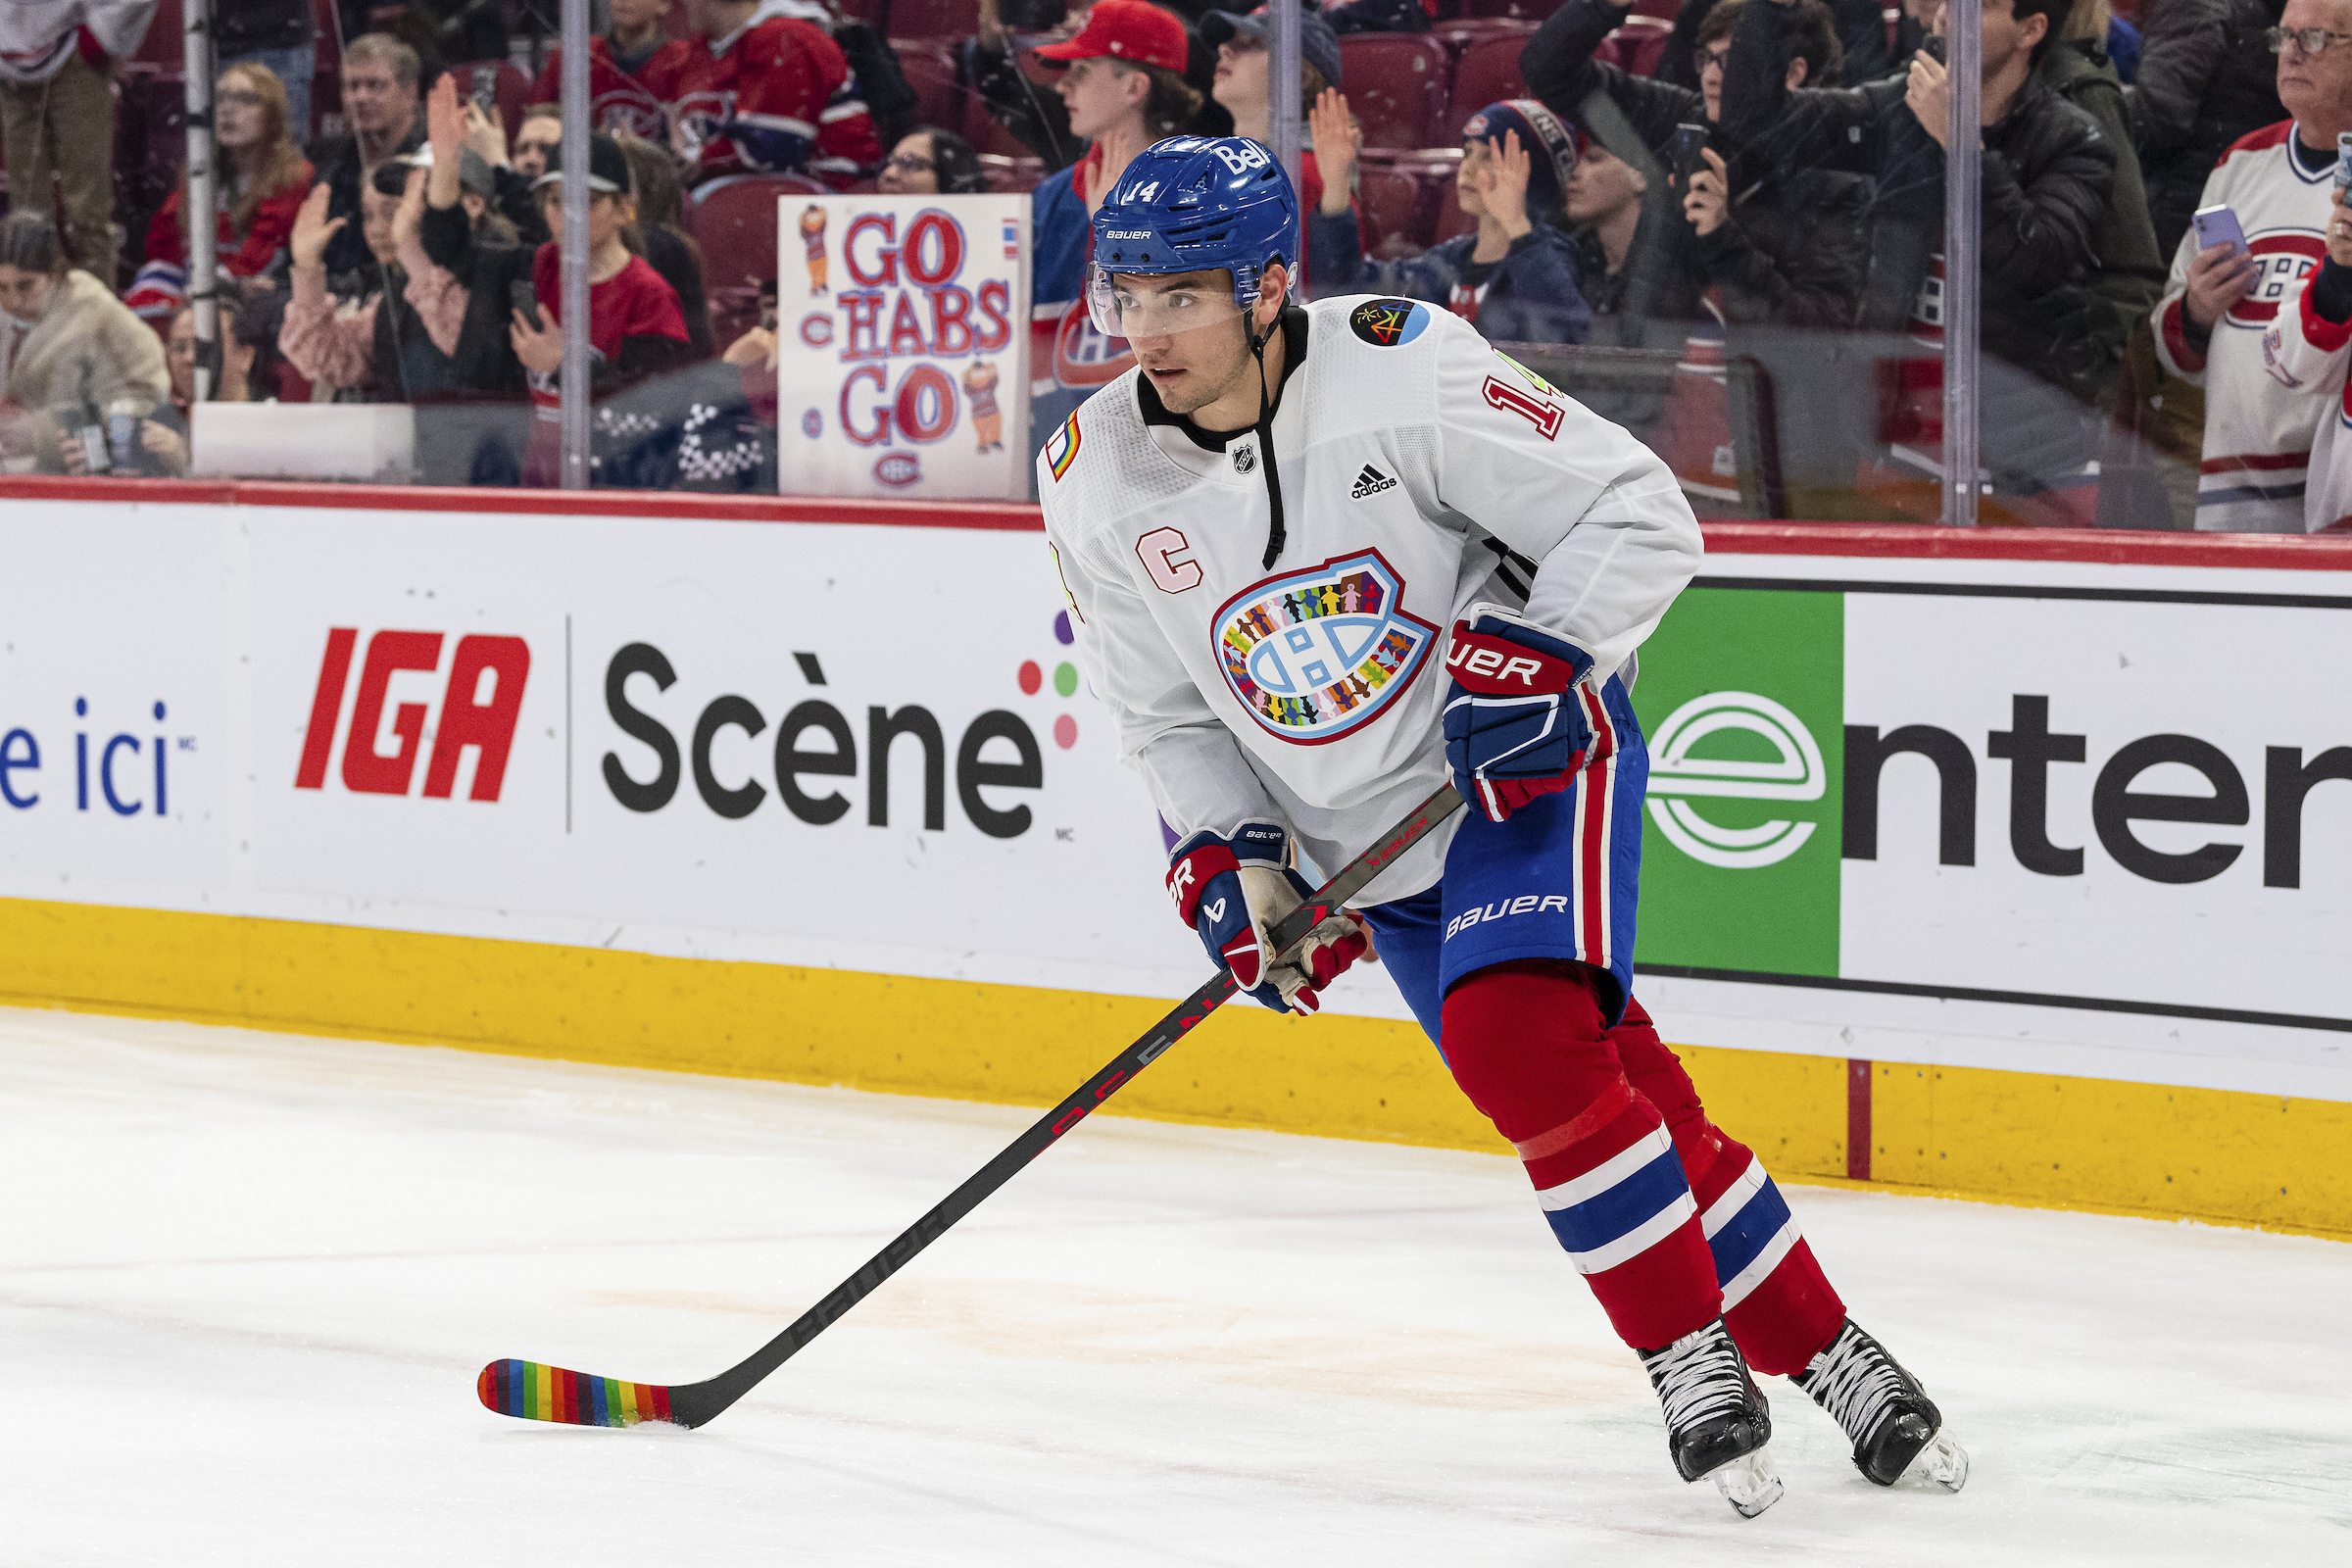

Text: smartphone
xmin=1670 ymin=122 xmax=1710 ymax=187
xmin=469 ymin=66 xmax=500 ymax=115
xmin=2191 ymin=204 xmax=2249 ymax=258
xmin=2336 ymin=131 xmax=2352 ymax=190
xmin=510 ymin=279 xmax=545 ymax=331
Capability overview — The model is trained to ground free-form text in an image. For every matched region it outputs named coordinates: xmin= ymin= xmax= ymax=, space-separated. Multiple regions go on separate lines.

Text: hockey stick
xmin=477 ymin=782 xmax=1466 ymax=1430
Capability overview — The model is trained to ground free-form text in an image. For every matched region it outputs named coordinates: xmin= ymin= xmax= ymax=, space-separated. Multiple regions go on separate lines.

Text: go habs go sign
xmin=776 ymin=193 xmax=1032 ymax=501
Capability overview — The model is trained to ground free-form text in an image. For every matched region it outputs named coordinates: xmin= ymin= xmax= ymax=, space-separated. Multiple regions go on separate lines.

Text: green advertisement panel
xmin=1629 ymin=588 xmax=1843 ymax=977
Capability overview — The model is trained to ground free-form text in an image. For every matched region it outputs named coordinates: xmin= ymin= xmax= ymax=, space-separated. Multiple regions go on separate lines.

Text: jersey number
xmin=1483 ymin=375 xmax=1563 ymax=441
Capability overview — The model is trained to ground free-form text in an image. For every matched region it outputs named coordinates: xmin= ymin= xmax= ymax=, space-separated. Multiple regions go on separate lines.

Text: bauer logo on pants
xmin=1208 ymin=550 xmax=1438 ymax=745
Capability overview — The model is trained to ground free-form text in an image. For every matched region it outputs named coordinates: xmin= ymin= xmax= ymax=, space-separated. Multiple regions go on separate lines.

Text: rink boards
xmin=1 ymin=479 xmax=2348 ymax=1235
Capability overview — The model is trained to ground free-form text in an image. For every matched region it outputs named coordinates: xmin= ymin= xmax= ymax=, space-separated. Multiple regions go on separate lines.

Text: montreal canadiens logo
xmin=874 ymin=453 xmax=921 ymax=487
xmin=1210 ymin=550 xmax=1438 ymax=745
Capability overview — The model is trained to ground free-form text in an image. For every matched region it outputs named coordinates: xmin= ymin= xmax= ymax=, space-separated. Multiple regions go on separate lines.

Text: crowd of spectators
xmin=0 ymin=0 xmax=2343 ymax=529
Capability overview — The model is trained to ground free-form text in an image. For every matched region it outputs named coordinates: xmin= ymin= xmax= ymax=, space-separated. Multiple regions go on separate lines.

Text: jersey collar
xmin=1134 ymin=305 xmax=1311 ymax=453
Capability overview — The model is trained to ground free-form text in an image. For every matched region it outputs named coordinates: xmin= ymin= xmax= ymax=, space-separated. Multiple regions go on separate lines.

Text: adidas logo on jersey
xmin=1349 ymin=464 xmax=1397 ymax=500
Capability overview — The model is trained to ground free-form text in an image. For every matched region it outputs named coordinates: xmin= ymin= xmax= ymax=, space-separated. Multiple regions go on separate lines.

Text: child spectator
xmin=129 ymin=63 xmax=317 ymax=328
xmin=878 ymin=126 xmax=989 ymax=195
xmin=416 ymin=78 xmax=691 ymax=484
xmin=0 ymin=0 xmax=156 ymax=283
xmin=674 ymin=0 xmax=880 ymax=188
xmin=530 ymin=0 xmax=692 ymax=141
xmin=1310 ymin=97 xmax=1592 ymax=345
xmin=278 ymin=162 xmax=469 ymax=400
xmin=1200 ymin=7 xmax=1348 ymax=221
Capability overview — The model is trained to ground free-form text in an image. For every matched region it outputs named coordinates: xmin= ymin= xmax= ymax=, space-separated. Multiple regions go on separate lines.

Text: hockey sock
xmin=1612 ymin=999 xmax=1846 ymax=1377
xmin=1441 ymin=960 xmax=1721 ymax=1350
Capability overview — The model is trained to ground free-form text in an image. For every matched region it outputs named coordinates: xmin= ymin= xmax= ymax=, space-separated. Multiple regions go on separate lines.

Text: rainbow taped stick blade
xmin=478 ymin=1359 xmax=680 ymax=1427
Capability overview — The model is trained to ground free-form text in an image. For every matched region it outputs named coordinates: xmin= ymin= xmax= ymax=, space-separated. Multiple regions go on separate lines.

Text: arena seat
xmin=962 ymin=84 xmax=1053 ymax=162
xmin=1630 ymin=0 xmax=1683 ymax=19
xmin=691 ymin=172 xmax=829 ymax=298
xmin=978 ymin=154 xmax=1049 ymax=193
xmin=897 ymin=44 xmax=967 ymax=133
xmin=1338 ymin=33 xmax=1452 ymax=151
xmin=1432 ymin=18 xmax=1541 ymax=60
xmin=1609 ymin=16 xmax=1675 ymax=78
xmin=880 ymin=0 xmax=982 ymax=46
xmin=1353 ymin=161 xmax=1432 ymax=259
xmin=1448 ymin=34 xmax=1530 ymax=124
xmin=1454 ymin=0 xmax=1564 ymax=19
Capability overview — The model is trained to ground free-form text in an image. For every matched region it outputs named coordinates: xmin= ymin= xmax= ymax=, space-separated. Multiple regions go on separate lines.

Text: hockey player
xmin=1039 ymin=134 xmax=1967 ymax=1515
xmin=674 ymin=0 xmax=879 ymax=188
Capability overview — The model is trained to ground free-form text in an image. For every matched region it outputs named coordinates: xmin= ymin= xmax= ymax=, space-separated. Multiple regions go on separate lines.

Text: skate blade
xmin=1906 ymin=1431 xmax=1969 ymax=1493
xmin=1710 ymin=1447 xmax=1785 ymax=1519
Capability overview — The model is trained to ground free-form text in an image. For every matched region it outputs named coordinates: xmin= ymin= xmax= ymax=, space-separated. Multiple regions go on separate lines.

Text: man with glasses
xmin=2151 ymin=0 xmax=2352 ymax=531
xmin=2127 ymin=0 xmax=2289 ymax=257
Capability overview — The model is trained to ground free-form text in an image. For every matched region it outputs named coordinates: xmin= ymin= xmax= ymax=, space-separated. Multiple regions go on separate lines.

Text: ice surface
xmin=4 ymin=1006 xmax=2348 ymax=1565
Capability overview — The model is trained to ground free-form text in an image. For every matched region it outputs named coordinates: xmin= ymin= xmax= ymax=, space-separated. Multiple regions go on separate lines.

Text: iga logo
xmin=1645 ymin=691 xmax=1826 ymax=868
xmin=295 ymin=628 xmax=530 ymax=800
xmin=1210 ymin=550 xmax=1438 ymax=745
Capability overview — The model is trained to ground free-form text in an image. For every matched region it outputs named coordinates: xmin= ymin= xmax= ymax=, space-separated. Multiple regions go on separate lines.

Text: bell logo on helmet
xmin=1209 ymin=550 xmax=1439 ymax=746
xmin=1211 ymin=142 xmax=1270 ymax=174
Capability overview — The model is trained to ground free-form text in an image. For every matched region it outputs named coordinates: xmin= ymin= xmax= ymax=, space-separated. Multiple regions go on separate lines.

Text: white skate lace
xmin=1647 ymin=1324 xmax=1749 ymax=1432
xmin=1800 ymin=1323 xmax=1908 ymax=1444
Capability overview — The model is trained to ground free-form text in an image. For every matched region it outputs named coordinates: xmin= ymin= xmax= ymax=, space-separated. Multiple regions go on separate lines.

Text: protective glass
xmin=1085 ymin=264 xmax=1248 ymax=340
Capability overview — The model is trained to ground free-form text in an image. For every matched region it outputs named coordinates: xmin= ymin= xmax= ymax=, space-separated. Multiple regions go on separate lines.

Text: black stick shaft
xmin=671 ymin=783 xmax=1464 ymax=1426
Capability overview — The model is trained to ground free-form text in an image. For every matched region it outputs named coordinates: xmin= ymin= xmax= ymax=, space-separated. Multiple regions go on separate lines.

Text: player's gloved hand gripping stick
xmin=1167 ymin=822 xmax=1370 ymax=1014
xmin=1442 ymin=606 xmax=1597 ymax=822
xmin=476 ymin=783 xmax=1465 ymax=1431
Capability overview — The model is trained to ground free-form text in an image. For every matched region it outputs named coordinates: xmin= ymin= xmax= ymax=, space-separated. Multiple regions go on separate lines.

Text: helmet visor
xmin=1085 ymin=263 xmax=1249 ymax=341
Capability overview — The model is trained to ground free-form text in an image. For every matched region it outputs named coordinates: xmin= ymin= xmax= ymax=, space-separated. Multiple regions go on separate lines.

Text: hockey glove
xmin=1442 ymin=609 xmax=1596 ymax=823
xmin=1165 ymin=823 xmax=1369 ymax=1014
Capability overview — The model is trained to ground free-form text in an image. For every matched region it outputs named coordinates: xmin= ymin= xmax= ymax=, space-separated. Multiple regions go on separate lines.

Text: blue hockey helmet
xmin=1087 ymin=136 xmax=1298 ymax=336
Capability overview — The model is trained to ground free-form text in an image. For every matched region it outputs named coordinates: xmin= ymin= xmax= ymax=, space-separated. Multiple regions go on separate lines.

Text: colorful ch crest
xmin=1210 ymin=550 xmax=1438 ymax=745
xmin=1046 ymin=412 xmax=1082 ymax=481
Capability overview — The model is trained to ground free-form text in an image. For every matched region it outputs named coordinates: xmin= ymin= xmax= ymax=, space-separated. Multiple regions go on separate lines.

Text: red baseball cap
xmin=1034 ymin=1 xmax=1189 ymax=74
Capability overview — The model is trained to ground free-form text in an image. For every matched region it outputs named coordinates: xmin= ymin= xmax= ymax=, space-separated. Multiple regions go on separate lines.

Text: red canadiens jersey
xmin=531 ymin=37 xmax=691 ymax=142
xmin=674 ymin=1 xmax=877 ymax=187
xmin=2153 ymin=121 xmax=2339 ymax=532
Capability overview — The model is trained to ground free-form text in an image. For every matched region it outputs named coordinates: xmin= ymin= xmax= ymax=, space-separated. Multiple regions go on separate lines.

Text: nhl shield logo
xmin=1210 ymin=550 xmax=1438 ymax=745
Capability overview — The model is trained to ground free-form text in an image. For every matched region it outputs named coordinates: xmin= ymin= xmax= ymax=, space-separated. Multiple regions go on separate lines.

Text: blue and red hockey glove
xmin=1165 ymin=823 xmax=1369 ymax=1014
xmin=1442 ymin=609 xmax=1597 ymax=822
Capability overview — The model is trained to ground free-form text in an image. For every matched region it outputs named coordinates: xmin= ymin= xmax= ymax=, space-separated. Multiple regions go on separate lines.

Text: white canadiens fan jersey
xmin=1037 ymin=295 xmax=1701 ymax=907
xmin=2256 ymin=270 xmax=2352 ymax=532
xmin=2153 ymin=122 xmax=2339 ymax=531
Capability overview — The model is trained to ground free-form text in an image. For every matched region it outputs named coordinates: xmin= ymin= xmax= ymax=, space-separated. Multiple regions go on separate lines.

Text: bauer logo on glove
xmin=1442 ymin=607 xmax=1598 ymax=823
xmin=1166 ymin=823 xmax=1369 ymax=1013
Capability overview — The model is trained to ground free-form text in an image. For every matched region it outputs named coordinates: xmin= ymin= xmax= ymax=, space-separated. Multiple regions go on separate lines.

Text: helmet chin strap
xmin=1247 ymin=291 xmax=1286 ymax=569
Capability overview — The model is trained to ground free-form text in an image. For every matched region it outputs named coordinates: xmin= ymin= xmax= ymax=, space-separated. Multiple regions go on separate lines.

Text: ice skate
xmin=1794 ymin=1319 xmax=1969 ymax=1491
xmin=1640 ymin=1320 xmax=1784 ymax=1518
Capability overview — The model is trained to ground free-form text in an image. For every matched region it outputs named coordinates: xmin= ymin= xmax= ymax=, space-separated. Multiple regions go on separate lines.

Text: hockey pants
xmin=1441 ymin=959 xmax=1846 ymax=1366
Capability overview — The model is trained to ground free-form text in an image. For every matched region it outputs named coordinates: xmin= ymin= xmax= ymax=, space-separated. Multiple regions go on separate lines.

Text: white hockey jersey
xmin=1037 ymin=295 xmax=1702 ymax=907
xmin=2152 ymin=122 xmax=2338 ymax=532
xmin=2257 ymin=265 xmax=2352 ymax=533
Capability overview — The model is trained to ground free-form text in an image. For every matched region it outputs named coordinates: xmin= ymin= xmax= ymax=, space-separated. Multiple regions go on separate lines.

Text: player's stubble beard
xmin=1138 ymin=317 xmax=1256 ymax=419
